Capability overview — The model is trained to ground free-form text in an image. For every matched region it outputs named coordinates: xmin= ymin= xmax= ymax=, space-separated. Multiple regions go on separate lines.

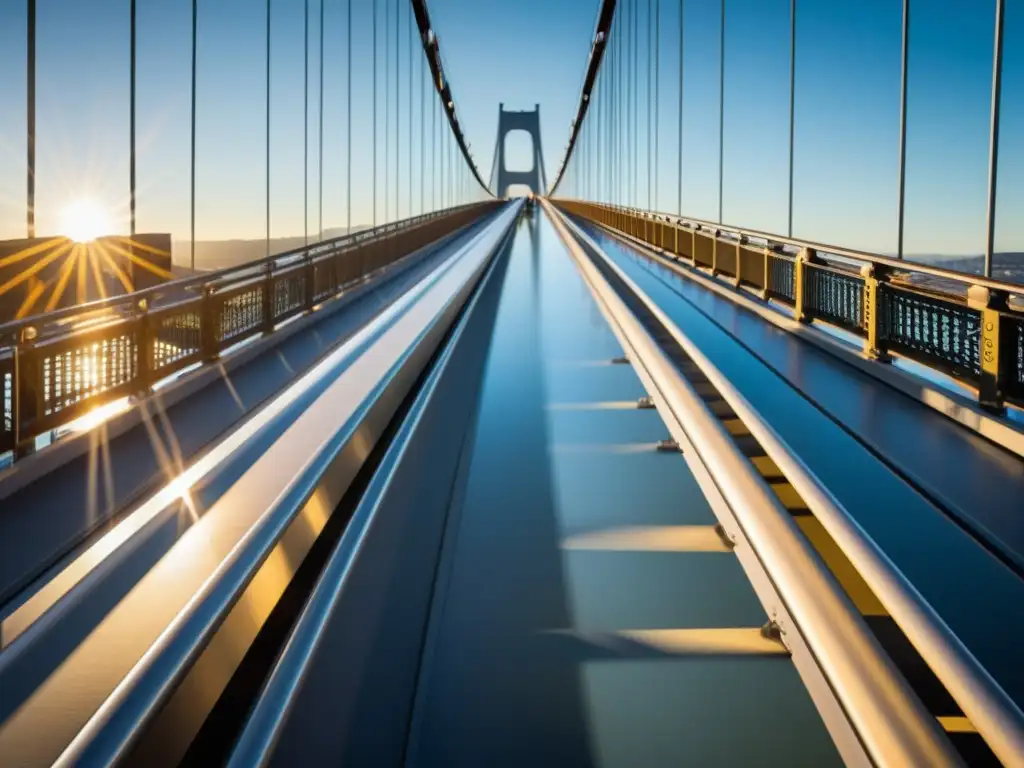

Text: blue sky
xmin=562 ymin=0 xmax=1021 ymax=262
xmin=0 ymin=0 xmax=1020 ymax=263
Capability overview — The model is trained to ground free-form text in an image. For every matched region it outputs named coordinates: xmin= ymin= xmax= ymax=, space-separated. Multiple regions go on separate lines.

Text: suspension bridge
xmin=0 ymin=0 xmax=1022 ymax=765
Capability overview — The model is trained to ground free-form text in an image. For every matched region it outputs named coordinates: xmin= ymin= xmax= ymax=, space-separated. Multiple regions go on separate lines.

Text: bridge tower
xmin=491 ymin=104 xmax=547 ymax=197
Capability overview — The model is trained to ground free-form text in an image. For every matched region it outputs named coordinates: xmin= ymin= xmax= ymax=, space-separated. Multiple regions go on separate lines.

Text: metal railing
xmin=556 ymin=200 xmax=1024 ymax=415
xmin=0 ymin=202 xmax=500 ymax=458
xmin=549 ymin=198 xmax=1024 ymax=766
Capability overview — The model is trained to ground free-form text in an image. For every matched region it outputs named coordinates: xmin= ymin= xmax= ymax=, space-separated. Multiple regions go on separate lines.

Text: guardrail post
xmin=136 ymin=298 xmax=153 ymax=394
xmin=968 ymin=285 xmax=1008 ymax=413
xmin=304 ymin=255 xmax=315 ymax=311
xmin=13 ymin=326 xmax=39 ymax=460
xmin=200 ymin=285 xmax=219 ymax=362
xmin=734 ymin=236 xmax=745 ymax=288
xmin=794 ymin=247 xmax=816 ymax=324
xmin=762 ymin=245 xmax=774 ymax=300
xmin=262 ymin=262 xmax=275 ymax=334
xmin=859 ymin=264 xmax=890 ymax=362
xmin=711 ymin=230 xmax=720 ymax=276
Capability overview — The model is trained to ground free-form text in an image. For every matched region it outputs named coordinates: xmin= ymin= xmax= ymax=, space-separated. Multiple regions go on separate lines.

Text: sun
xmin=58 ymin=199 xmax=115 ymax=243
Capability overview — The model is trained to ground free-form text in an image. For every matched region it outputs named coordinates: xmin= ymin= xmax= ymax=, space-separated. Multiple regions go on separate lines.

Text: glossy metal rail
xmin=557 ymin=200 xmax=1024 ymax=415
xmin=543 ymin=198 xmax=964 ymax=767
xmin=0 ymin=202 xmax=499 ymax=458
xmin=223 ymin=203 xmax=511 ymax=767
xmin=553 ymin=201 xmax=1024 ymax=767
xmin=0 ymin=202 xmax=520 ymax=766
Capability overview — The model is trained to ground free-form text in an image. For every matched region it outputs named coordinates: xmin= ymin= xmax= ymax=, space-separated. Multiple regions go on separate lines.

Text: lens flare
xmin=58 ymin=199 xmax=114 ymax=243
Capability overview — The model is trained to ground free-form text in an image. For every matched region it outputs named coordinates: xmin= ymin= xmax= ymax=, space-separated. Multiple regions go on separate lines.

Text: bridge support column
xmin=968 ymin=285 xmax=1008 ymax=413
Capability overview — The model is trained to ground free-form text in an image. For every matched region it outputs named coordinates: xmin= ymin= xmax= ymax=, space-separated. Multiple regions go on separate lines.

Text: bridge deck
xmin=0 ymin=218 xmax=491 ymax=614
xmin=575 ymin=218 xmax=1024 ymax=717
xmin=405 ymin=210 xmax=841 ymax=766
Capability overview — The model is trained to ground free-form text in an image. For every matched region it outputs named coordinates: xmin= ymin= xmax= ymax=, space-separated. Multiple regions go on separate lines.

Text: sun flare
xmin=58 ymin=199 xmax=115 ymax=243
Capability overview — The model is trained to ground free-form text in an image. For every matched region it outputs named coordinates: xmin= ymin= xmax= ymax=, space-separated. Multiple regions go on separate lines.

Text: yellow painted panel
xmin=770 ymin=482 xmax=806 ymax=511
xmin=619 ymin=627 xmax=788 ymax=656
xmin=563 ymin=525 xmax=731 ymax=553
xmin=937 ymin=716 xmax=976 ymax=734
xmin=796 ymin=516 xmax=888 ymax=616
xmin=751 ymin=455 xmax=783 ymax=478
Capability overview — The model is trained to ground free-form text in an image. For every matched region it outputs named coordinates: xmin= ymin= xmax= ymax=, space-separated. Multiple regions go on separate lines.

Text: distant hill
xmin=172 ymin=225 xmax=373 ymax=271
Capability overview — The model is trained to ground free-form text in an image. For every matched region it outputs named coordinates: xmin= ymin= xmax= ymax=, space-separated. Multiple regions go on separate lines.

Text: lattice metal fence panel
xmin=806 ymin=265 xmax=865 ymax=334
xmin=768 ymin=254 xmax=796 ymax=302
xmin=879 ymin=286 xmax=981 ymax=380
xmin=1006 ymin=315 xmax=1024 ymax=406
xmin=40 ymin=331 xmax=138 ymax=420
xmin=218 ymin=286 xmax=264 ymax=345
xmin=274 ymin=271 xmax=307 ymax=321
xmin=1 ymin=357 xmax=13 ymax=453
xmin=153 ymin=307 xmax=202 ymax=375
xmin=313 ymin=260 xmax=335 ymax=302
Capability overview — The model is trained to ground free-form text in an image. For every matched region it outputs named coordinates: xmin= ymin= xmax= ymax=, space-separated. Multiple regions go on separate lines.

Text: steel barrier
xmin=0 ymin=202 xmax=499 ymax=458
xmin=556 ymin=200 xmax=1024 ymax=415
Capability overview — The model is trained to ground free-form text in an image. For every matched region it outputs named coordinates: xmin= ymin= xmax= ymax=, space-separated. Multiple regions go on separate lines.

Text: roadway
xmin=400 ymin=207 xmax=841 ymax=766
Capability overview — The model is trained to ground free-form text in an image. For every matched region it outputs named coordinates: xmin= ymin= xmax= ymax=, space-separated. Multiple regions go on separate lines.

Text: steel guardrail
xmin=552 ymin=198 xmax=1024 ymax=767
xmin=0 ymin=202 xmax=499 ymax=459
xmin=557 ymin=199 xmax=1024 ymax=416
xmin=544 ymin=197 xmax=968 ymax=767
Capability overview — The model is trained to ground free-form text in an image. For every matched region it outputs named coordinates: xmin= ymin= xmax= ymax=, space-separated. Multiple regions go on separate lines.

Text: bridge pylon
xmin=491 ymin=103 xmax=547 ymax=198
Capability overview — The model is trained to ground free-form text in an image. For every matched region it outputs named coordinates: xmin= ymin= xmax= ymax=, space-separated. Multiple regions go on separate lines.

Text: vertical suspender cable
xmin=265 ymin=0 xmax=271 ymax=257
xmin=626 ymin=0 xmax=634 ymax=207
xmin=318 ymin=0 xmax=324 ymax=240
xmin=394 ymin=0 xmax=399 ymax=219
xmin=405 ymin=8 xmax=409 ymax=219
xmin=718 ymin=0 xmax=724 ymax=224
xmin=191 ymin=0 xmax=198 ymax=269
xmin=130 ymin=0 xmax=137 ymax=237
xmin=984 ymin=0 xmax=1005 ymax=278
xmin=420 ymin=45 xmax=425 ymax=214
xmin=373 ymin=0 xmax=377 ymax=227
xmin=27 ymin=0 xmax=36 ymax=238
xmin=346 ymin=0 xmax=352 ymax=235
xmin=647 ymin=0 xmax=652 ymax=211
xmin=654 ymin=0 xmax=659 ymax=211
xmin=384 ymin=0 xmax=389 ymax=222
xmin=678 ymin=0 xmax=683 ymax=214
xmin=304 ymin=0 xmax=309 ymax=246
xmin=896 ymin=0 xmax=909 ymax=259
xmin=787 ymin=0 xmax=796 ymax=237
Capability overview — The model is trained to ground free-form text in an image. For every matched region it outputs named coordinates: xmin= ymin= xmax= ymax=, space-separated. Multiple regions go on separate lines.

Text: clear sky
xmin=560 ymin=0 xmax=1023 ymax=262
xmin=0 ymin=0 xmax=1021 ymax=263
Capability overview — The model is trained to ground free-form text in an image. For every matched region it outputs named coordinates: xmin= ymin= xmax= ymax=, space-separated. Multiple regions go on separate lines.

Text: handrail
xmin=557 ymin=199 xmax=1024 ymax=413
xmin=551 ymin=199 xmax=1024 ymax=767
xmin=223 ymin=204 xmax=518 ymax=768
xmin=544 ymin=198 xmax=961 ymax=766
xmin=0 ymin=205 xmax=477 ymax=342
xmin=0 ymin=202 xmax=499 ymax=458
xmin=612 ymin=201 xmax=1024 ymax=296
